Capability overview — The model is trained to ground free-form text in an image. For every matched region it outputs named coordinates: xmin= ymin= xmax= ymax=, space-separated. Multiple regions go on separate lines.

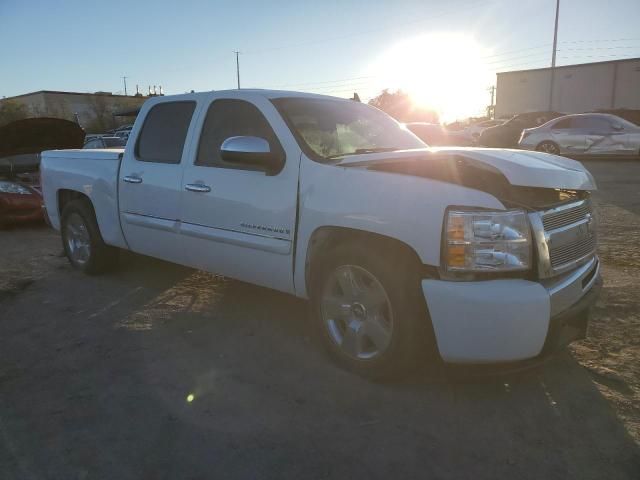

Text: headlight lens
xmin=0 ymin=181 xmax=32 ymax=195
xmin=444 ymin=209 xmax=531 ymax=273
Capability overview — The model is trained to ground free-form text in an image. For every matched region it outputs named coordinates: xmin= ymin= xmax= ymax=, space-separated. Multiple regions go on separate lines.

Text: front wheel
xmin=311 ymin=241 xmax=432 ymax=380
xmin=536 ymin=140 xmax=560 ymax=155
xmin=61 ymin=199 xmax=118 ymax=274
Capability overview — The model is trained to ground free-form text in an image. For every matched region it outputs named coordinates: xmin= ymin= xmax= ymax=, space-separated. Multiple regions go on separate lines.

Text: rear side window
xmin=572 ymin=116 xmax=612 ymax=131
xmin=136 ymin=101 xmax=196 ymax=163
xmin=196 ymin=99 xmax=283 ymax=169
xmin=553 ymin=117 xmax=573 ymax=129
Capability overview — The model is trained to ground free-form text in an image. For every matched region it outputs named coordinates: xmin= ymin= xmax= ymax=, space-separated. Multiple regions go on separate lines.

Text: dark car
xmin=0 ymin=117 xmax=84 ymax=226
xmin=478 ymin=111 xmax=564 ymax=148
xmin=405 ymin=122 xmax=473 ymax=146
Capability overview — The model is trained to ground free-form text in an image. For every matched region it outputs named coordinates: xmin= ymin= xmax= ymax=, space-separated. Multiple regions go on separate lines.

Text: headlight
xmin=0 ymin=181 xmax=32 ymax=195
xmin=444 ymin=209 xmax=531 ymax=273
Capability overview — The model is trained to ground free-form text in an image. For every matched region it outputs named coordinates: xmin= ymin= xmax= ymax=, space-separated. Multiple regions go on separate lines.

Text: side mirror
xmin=612 ymin=123 xmax=623 ymax=131
xmin=220 ymin=136 xmax=284 ymax=175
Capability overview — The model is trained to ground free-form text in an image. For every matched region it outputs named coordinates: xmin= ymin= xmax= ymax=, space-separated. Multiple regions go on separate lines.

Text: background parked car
xmin=0 ymin=117 xmax=84 ymax=226
xmin=462 ymin=119 xmax=504 ymax=143
xmin=405 ymin=122 xmax=473 ymax=146
xmin=112 ymin=124 xmax=133 ymax=142
xmin=518 ymin=113 xmax=640 ymax=157
xmin=83 ymin=136 xmax=127 ymax=149
xmin=114 ymin=131 xmax=129 ymax=140
xmin=478 ymin=111 xmax=564 ymax=148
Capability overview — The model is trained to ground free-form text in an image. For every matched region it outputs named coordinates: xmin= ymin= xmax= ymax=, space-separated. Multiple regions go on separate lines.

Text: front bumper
xmin=422 ymin=256 xmax=601 ymax=363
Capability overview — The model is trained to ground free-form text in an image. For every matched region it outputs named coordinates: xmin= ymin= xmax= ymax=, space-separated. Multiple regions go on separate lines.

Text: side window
xmin=136 ymin=101 xmax=196 ymax=163
xmin=580 ymin=117 xmax=612 ymax=132
xmin=196 ymin=99 xmax=283 ymax=169
xmin=553 ymin=117 xmax=573 ymax=129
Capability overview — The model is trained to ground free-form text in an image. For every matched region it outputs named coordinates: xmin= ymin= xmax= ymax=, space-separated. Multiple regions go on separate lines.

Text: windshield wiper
xmin=325 ymin=147 xmax=399 ymax=160
xmin=354 ymin=147 xmax=399 ymax=154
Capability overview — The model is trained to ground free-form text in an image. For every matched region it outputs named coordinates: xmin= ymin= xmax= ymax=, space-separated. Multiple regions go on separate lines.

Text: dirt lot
xmin=1 ymin=160 xmax=639 ymax=479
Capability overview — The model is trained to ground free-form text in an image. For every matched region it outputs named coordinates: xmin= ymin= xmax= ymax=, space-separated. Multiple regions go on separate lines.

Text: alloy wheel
xmin=320 ymin=265 xmax=394 ymax=360
xmin=65 ymin=212 xmax=91 ymax=266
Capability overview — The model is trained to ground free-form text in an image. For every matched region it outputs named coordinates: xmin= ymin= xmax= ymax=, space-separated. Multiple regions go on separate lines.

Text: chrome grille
xmin=549 ymin=233 xmax=596 ymax=268
xmin=531 ymin=198 xmax=597 ymax=278
xmin=542 ymin=201 xmax=591 ymax=231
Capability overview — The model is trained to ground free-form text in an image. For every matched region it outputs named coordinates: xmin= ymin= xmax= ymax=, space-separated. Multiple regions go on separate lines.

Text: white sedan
xmin=518 ymin=113 xmax=640 ymax=157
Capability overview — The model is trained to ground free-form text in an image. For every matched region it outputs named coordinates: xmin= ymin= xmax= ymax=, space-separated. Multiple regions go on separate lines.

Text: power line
xmin=269 ymin=75 xmax=378 ymax=89
xmin=491 ymin=59 xmax=553 ymax=71
xmin=480 ymin=44 xmax=551 ymax=60
xmin=485 ymin=51 xmax=550 ymax=66
xmin=559 ymin=37 xmax=640 ymax=44
xmin=307 ymin=83 xmax=377 ymax=95
xmin=242 ymin=0 xmax=490 ymax=55
xmin=558 ymin=45 xmax=640 ymax=52
xmin=558 ymin=53 xmax=640 ymax=60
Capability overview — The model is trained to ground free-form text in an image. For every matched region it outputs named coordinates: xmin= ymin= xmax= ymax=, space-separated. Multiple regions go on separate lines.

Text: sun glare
xmin=368 ymin=33 xmax=493 ymax=123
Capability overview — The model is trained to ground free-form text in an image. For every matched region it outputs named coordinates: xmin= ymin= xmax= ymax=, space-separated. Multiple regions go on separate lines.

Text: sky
xmin=1 ymin=0 xmax=639 ymax=120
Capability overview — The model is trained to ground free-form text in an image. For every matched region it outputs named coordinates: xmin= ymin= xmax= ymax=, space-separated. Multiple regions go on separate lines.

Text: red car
xmin=0 ymin=175 xmax=43 ymax=226
xmin=0 ymin=118 xmax=84 ymax=227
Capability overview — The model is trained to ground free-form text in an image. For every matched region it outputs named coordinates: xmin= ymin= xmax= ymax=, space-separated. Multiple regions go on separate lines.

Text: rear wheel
xmin=311 ymin=241 xmax=432 ymax=380
xmin=536 ymin=140 xmax=560 ymax=155
xmin=61 ymin=199 xmax=118 ymax=274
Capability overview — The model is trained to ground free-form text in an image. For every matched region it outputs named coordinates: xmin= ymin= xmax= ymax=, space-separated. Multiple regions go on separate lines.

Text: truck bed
xmin=40 ymin=148 xmax=128 ymax=249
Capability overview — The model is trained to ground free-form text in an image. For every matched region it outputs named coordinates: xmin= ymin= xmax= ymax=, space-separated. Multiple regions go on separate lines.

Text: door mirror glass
xmin=220 ymin=136 xmax=284 ymax=175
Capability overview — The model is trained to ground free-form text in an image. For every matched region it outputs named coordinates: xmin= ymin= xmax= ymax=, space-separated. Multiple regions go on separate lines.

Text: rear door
xmin=119 ymin=100 xmax=198 ymax=263
xmin=551 ymin=117 xmax=585 ymax=153
xmin=179 ymin=94 xmax=300 ymax=294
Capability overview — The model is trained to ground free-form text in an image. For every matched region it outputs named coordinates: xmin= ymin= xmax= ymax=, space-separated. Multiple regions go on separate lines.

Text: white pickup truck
xmin=41 ymin=90 xmax=602 ymax=378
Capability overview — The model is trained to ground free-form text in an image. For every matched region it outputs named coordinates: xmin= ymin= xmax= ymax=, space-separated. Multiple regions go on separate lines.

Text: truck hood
xmin=337 ymin=147 xmax=596 ymax=191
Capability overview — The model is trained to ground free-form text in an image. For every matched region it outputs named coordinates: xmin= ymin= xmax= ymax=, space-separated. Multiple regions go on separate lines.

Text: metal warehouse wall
xmin=495 ymin=58 xmax=640 ymax=118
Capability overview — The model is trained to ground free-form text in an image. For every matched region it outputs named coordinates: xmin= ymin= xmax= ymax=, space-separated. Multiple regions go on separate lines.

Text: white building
xmin=495 ymin=57 xmax=640 ymax=118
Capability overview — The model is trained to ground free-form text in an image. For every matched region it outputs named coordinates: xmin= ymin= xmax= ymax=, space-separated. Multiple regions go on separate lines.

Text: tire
xmin=60 ymin=199 xmax=118 ymax=274
xmin=536 ymin=140 xmax=560 ymax=155
xmin=310 ymin=240 xmax=433 ymax=380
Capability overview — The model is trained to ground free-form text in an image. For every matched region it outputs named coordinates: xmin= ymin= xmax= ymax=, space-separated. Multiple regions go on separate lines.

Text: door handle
xmin=185 ymin=183 xmax=211 ymax=193
xmin=123 ymin=175 xmax=143 ymax=184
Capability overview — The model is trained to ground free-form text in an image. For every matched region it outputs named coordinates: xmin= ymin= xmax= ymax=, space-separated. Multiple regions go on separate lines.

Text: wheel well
xmin=57 ymin=189 xmax=92 ymax=218
xmin=304 ymin=226 xmax=433 ymax=294
xmin=536 ymin=140 xmax=558 ymax=149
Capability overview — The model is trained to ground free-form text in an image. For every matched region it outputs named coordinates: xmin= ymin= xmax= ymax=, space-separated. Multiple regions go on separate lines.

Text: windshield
xmin=273 ymin=97 xmax=425 ymax=161
xmin=610 ymin=116 xmax=638 ymax=129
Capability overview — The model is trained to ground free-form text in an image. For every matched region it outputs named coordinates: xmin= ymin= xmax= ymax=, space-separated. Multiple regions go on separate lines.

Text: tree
xmin=85 ymin=94 xmax=116 ymax=133
xmin=0 ymin=100 xmax=29 ymax=127
xmin=368 ymin=89 xmax=438 ymax=124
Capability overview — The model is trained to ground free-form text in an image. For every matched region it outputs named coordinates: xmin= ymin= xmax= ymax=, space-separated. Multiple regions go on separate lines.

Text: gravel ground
xmin=1 ymin=160 xmax=639 ymax=479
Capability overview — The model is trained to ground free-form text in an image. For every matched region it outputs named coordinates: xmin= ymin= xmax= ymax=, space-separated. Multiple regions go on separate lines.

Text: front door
xmin=584 ymin=117 xmax=633 ymax=155
xmin=119 ymin=100 xmax=197 ymax=264
xmin=179 ymin=95 xmax=300 ymax=294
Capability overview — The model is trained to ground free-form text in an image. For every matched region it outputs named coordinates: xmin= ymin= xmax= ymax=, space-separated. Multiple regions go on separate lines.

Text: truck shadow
xmin=118 ymin=255 xmax=640 ymax=476
xmin=2 ymin=253 xmax=639 ymax=479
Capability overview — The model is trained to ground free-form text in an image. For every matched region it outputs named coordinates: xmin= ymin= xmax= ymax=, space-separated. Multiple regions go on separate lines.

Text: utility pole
xmin=548 ymin=0 xmax=560 ymax=110
xmin=487 ymin=85 xmax=496 ymax=118
xmin=234 ymin=51 xmax=241 ymax=89
xmin=122 ymin=76 xmax=128 ymax=96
